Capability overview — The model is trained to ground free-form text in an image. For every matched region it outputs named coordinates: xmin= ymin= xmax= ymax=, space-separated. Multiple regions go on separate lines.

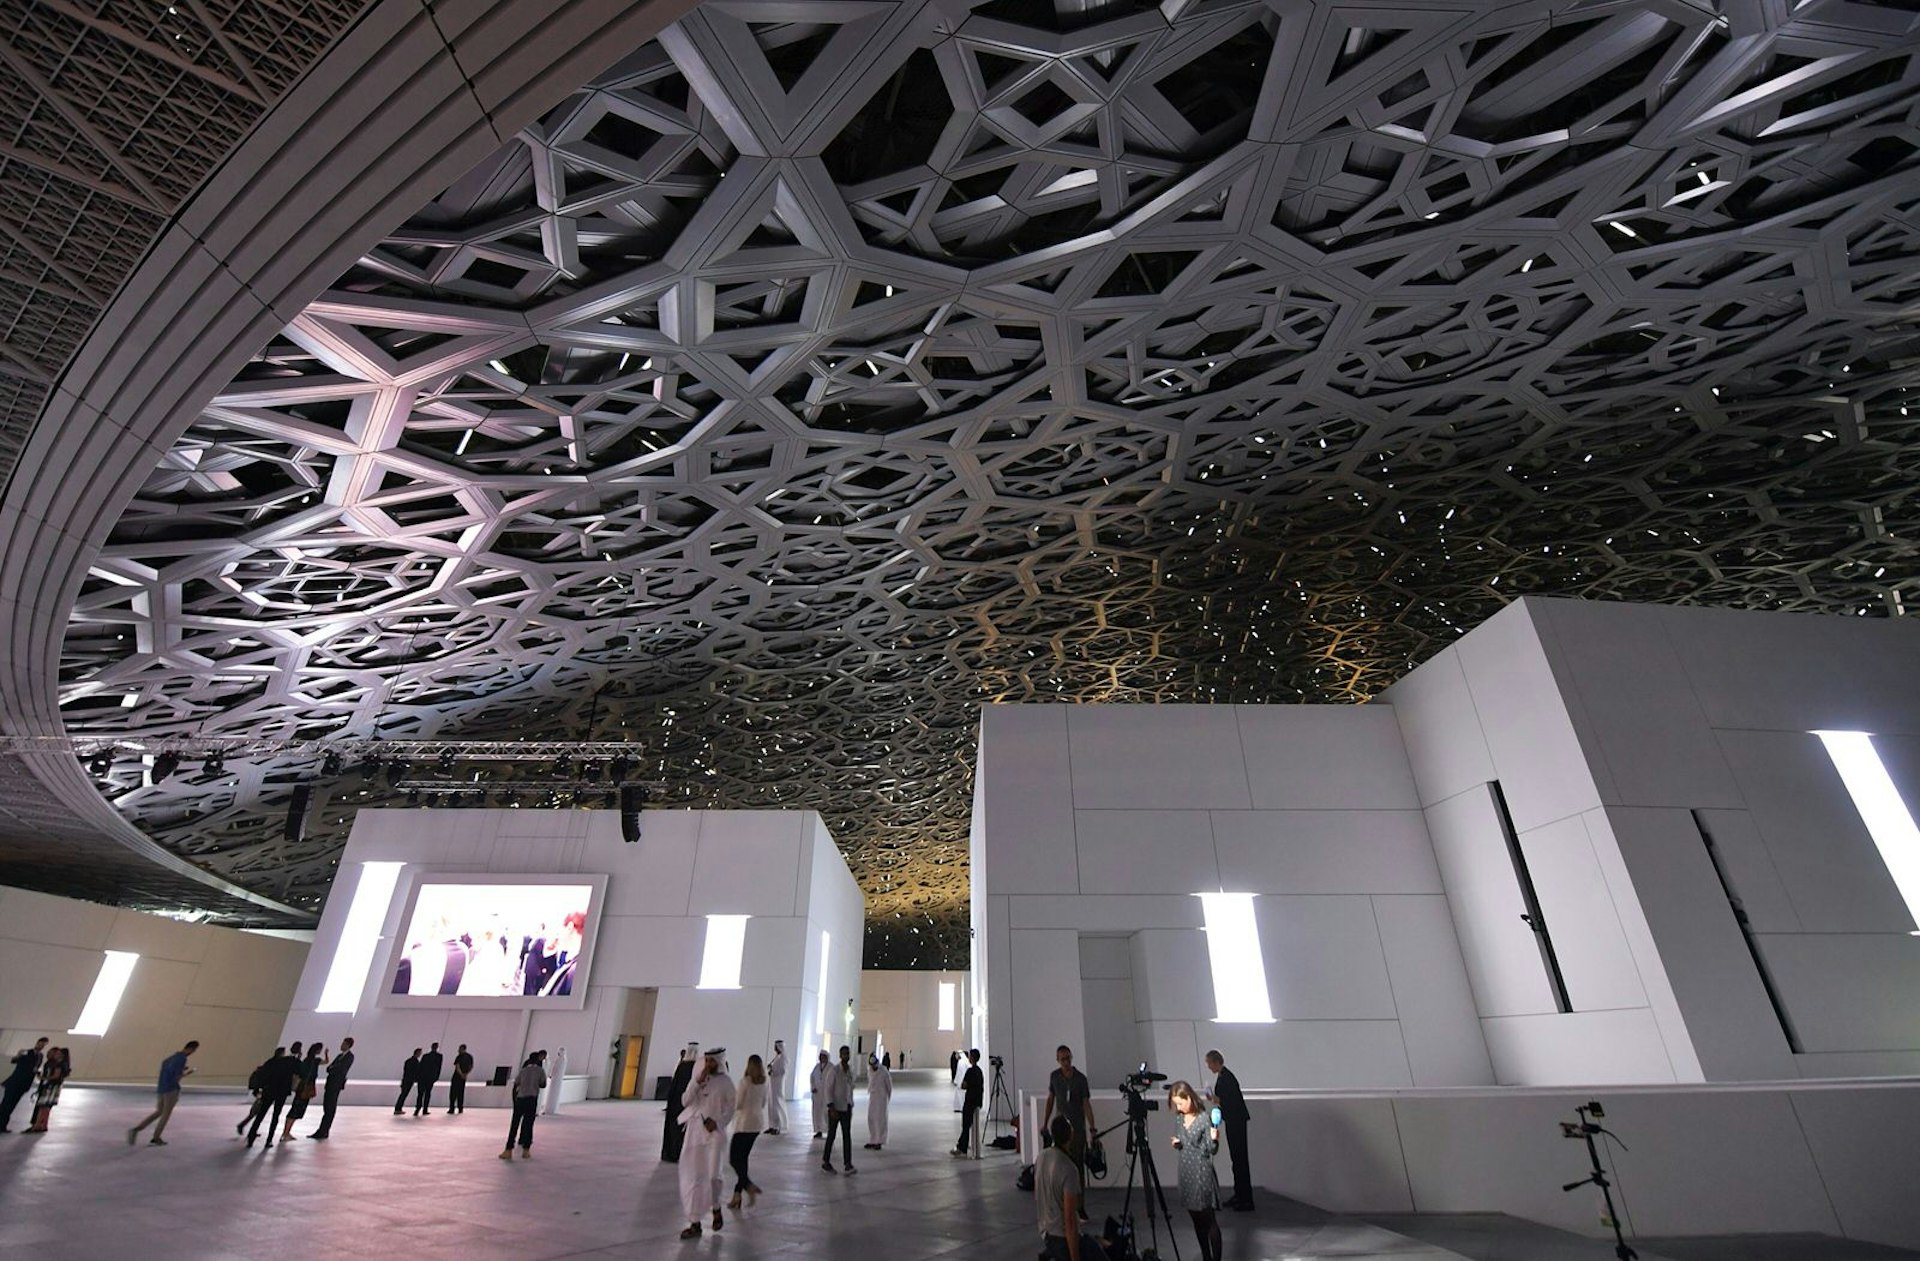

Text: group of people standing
xmin=395 ymin=1041 xmax=476 ymax=1116
xmin=1 ymin=1038 xmax=71 ymax=1134
xmin=237 ymin=1036 xmax=358 ymax=1146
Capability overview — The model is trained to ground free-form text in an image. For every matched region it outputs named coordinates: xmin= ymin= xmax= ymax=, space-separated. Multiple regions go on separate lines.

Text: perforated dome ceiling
xmin=55 ymin=0 xmax=1920 ymax=967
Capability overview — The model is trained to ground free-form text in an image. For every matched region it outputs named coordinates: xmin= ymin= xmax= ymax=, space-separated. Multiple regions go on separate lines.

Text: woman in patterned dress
xmin=1167 ymin=1080 xmax=1223 ymax=1261
xmin=26 ymin=1046 xmax=70 ymax=1132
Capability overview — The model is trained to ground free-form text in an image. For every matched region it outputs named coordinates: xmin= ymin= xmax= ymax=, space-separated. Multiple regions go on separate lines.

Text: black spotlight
xmin=150 ymin=751 xmax=179 ymax=785
xmin=87 ymin=749 xmax=115 ymax=777
xmin=619 ymin=783 xmax=647 ymax=843
xmin=437 ymin=748 xmax=456 ymax=773
xmin=553 ymin=753 xmax=574 ymax=778
xmin=203 ymin=752 xmax=225 ymax=779
xmin=580 ymin=761 xmax=601 ymax=782
xmin=386 ymin=758 xmax=410 ymax=787
xmin=320 ymin=750 xmax=343 ymax=777
xmin=406 ymin=789 xmax=421 ymax=806
xmin=609 ymin=754 xmax=632 ymax=783
xmin=284 ymin=784 xmax=313 ymax=842
xmin=357 ymin=752 xmax=382 ymax=779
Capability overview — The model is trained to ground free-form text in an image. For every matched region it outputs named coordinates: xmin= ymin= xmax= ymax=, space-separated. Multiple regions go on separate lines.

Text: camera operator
xmin=1043 ymin=1044 xmax=1096 ymax=1201
xmin=952 ymin=1048 xmax=983 ymax=1157
xmin=1204 ymin=1050 xmax=1252 ymax=1211
xmin=1035 ymin=1115 xmax=1086 ymax=1260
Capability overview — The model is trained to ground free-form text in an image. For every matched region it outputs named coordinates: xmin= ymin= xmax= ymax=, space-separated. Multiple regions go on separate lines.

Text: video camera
xmin=988 ymin=1054 xmax=1004 ymax=1069
xmin=1117 ymin=1062 xmax=1168 ymax=1118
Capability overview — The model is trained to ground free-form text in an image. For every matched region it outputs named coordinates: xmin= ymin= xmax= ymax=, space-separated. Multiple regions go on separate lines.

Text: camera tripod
xmin=986 ymin=1059 xmax=1016 ymax=1142
xmin=1560 ymin=1102 xmax=1635 ymax=1260
xmin=1092 ymin=1092 xmax=1183 ymax=1261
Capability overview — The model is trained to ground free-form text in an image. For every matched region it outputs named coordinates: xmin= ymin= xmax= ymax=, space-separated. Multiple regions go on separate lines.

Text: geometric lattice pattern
xmin=0 ymin=1 xmax=374 ymax=480
xmin=59 ymin=0 xmax=1920 ymax=967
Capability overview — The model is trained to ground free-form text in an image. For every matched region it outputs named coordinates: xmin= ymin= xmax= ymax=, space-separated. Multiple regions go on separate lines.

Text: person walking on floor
xmin=728 ymin=1053 xmax=768 ymax=1210
xmin=246 ymin=1043 xmax=298 ymax=1148
xmin=448 ymin=1044 xmax=474 ymax=1114
xmin=1 ymin=1037 xmax=47 ymax=1132
xmin=1169 ymin=1080 xmax=1224 ymax=1261
xmin=394 ymin=1048 xmax=421 ymax=1114
xmin=820 ymin=1044 xmax=856 ymax=1175
xmin=661 ymin=1044 xmax=697 ymax=1162
xmin=309 ymin=1036 xmax=354 ymax=1139
xmin=677 ymin=1047 xmax=735 ymax=1239
xmin=954 ymin=1048 xmax=983 ymax=1156
xmin=864 ymin=1053 xmax=891 ymax=1150
xmin=280 ymin=1042 xmax=325 ymax=1142
xmin=414 ymin=1041 xmax=443 ymax=1115
xmin=809 ymin=1049 xmax=831 ymax=1139
xmin=1205 ymin=1049 xmax=1253 ymax=1211
xmin=25 ymin=1046 xmax=70 ymax=1132
xmin=763 ymin=1039 xmax=788 ymax=1135
xmin=501 ymin=1050 xmax=547 ymax=1159
xmin=127 ymin=1040 xmax=197 ymax=1146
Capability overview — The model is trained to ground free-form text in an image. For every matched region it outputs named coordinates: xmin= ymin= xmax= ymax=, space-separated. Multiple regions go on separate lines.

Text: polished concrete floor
xmin=0 ymin=1071 xmax=1907 ymax=1260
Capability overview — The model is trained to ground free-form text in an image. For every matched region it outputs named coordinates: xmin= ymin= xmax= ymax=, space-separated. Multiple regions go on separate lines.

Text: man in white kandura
xmin=678 ymin=1047 xmax=737 ymax=1240
xmin=764 ymin=1039 xmax=789 ymax=1135
xmin=864 ymin=1053 xmax=892 ymax=1150
xmin=809 ymin=1049 xmax=831 ymax=1139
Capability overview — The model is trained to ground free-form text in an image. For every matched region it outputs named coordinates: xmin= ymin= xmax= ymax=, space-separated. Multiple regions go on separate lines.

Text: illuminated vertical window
xmin=938 ymin=980 xmax=957 ymax=1032
xmin=69 ymin=950 xmax=139 ymax=1036
xmin=816 ymin=930 xmax=831 ymax=1053
xmin=317 ymin=861 xmax=404 ymax=1013
xmin=697 ymin=915 xmax=750 ymax=988
xmin=1196 ymin=892 xmax=1275 ymax=1022
xmin=1816 ymin=731 xmax=1920 ymax=933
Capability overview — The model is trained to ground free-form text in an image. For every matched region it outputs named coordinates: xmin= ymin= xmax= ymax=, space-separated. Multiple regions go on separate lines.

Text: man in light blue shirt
xmin=128 ymin=1040 xmax=198 ymax=1146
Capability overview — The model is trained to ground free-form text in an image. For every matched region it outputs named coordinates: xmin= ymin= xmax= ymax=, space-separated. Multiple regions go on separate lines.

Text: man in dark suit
xmin=414 ymin=1042 xmax=443 ymax=1115
xmin=246 ymin=1046 xmax=298 ymax=1148
xmin=0 ymin=1038 xmax=48 ymax=1132
xmin=448 ymin=1043 xmax=474 ymax=1114
xmin=394 ymin=1048 xmax=421 ymax=1114
xmin=953 ymin=1048 xmax=983 ymax=1156
xmin=309 ymin=1036 xmax=354 ymax=1138
xmin=1206 ymin=1049 xmax=1253 ymax=1210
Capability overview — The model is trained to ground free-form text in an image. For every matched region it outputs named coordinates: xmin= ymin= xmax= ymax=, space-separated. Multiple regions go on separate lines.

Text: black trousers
xmin=311 ymin=1090 xmax=341 ymax=1137
xmin=506 ymin=1096 xmax=537 ymax=1149
xmin=394 ymin=1081 xmax=414 ymax=1112
xmin=823 ymin=1106 xmax=853 ymax=1166
xmin=729 ymin=1129 xmax=760 ymax=1190
xmin=413 ymin=1080 xmax=435 ymax=1113
xmin=247 ymin=1095 xmax=287 ymax=1144
xmin=0 ymin=1080 xmax=30 ymax=1130
xmin=956 ymin=1101 xmax=978 ymax=1151
xmin=1224 ymin=1115 xmax=1251 ymax=1205
xmin=448 ymin=1075 xmax=466 ymax=1112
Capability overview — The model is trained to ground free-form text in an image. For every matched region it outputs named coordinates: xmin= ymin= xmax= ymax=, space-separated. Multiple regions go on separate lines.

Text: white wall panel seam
xmin=1368 ymin=895 xmax=1419 ymax=1087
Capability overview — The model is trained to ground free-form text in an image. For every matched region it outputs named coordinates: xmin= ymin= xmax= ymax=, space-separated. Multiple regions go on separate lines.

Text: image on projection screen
xmin=389 ymin=882 xmax=596 ymax=999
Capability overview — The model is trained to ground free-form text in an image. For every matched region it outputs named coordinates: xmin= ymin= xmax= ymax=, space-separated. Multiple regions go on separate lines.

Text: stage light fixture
xmin=437 ymin=748 xmax=456 ymax=772
xmin=149 ymin=752 xmax=179 ymax=785
xmin=203 ymin=753 xmax=225 ymax=778
xmin=386 ymin=758 xmax=410 ymax=787
xmin=87 ymin=750 xmax=115 ymax=777
xmin=320 ymin=751 xmax=343 ymax=777
xmin=609 ymin=754 xmax=632 ymax=782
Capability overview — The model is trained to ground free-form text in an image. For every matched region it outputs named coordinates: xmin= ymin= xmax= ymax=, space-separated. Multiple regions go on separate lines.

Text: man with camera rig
xmin=1035 ymin=1114 xmax=1086 ymax=1260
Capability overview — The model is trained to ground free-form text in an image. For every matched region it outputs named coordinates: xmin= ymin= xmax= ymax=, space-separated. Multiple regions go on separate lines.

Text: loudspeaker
xmin=619 ymin=784 xmax=646 ymax=843
xmin=284 ymin=783 xmax=313 ymax=842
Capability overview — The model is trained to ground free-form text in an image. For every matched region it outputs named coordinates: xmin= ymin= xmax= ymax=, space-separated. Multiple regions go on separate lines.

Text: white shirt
xmin=734 ymin=1076 xmax=769 ymax=1131
xmin=827 ymin=1060 xmax=854 ymax=1110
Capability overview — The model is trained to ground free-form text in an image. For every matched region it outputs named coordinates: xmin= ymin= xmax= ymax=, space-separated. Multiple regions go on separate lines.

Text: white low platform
xmin=1238 ymin=1077 xmax=1920 ymax=1252
xmin=336 ymin=1075 xmax=592 ymax=1109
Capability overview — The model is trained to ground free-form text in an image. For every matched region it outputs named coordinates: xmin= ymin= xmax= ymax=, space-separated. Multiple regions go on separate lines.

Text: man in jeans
xmin=819 ymin=1044 xmax=857 ymax=1175
xmin=128 ymin=1040 xmax=198 ymax=1146
xmin=1036 ymin=1115 xmax=1085 ymax=1260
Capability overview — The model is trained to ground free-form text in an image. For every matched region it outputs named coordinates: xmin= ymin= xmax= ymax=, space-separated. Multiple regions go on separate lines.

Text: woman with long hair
xmin=1168 ymin=1080 xmax=1223 ymax=1261
xmin=25 ymin=1046 xmax=70 ymax=1132
xmin=281 ymin=1042 xmax=326 ymax=1142
xmin=728 ymin=1054 xmax=769 ymax=1209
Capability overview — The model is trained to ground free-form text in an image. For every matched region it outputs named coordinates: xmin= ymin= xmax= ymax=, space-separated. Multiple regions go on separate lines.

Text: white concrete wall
xmin=0 ymin=886 xmax=308 ymax=1086
xmin=975 ymin=703 xmax=1493 ymax=1100
xmin=858 ymin=969 xmax=971 ymax=1069
xmin=1240 ymin=1079 xmax=1920 ymax=1252
xmin=279 ymin=807 xmax=864 ymax=1100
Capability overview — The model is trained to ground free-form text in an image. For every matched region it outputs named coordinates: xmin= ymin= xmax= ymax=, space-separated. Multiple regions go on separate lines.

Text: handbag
xmin=296 ymin=1077 xmax=317 ymax=1102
